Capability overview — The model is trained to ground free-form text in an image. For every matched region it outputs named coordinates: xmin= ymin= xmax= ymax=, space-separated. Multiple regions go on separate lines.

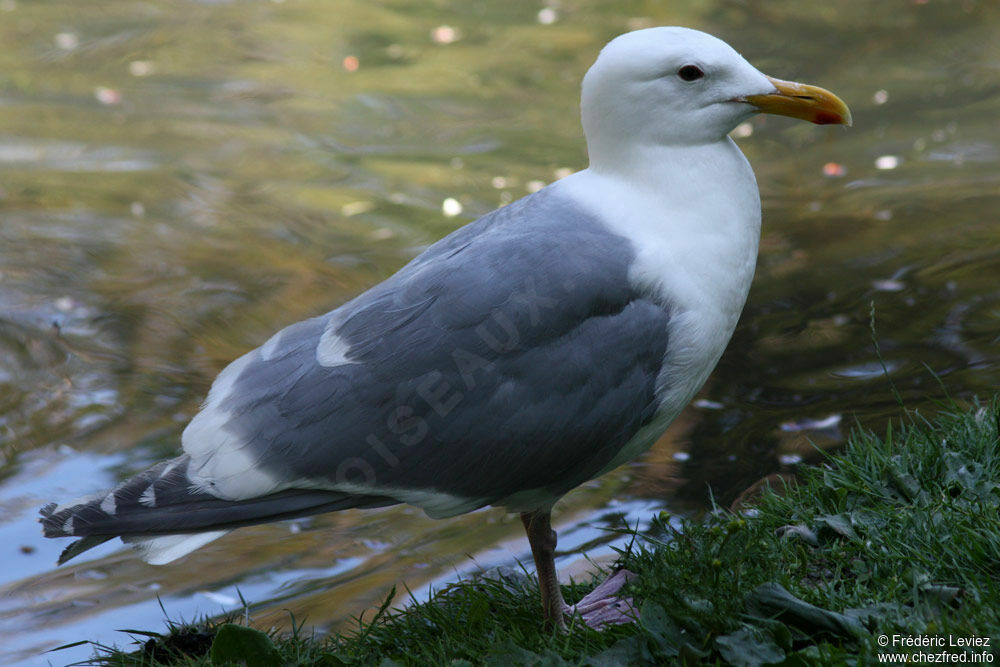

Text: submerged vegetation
xmin=77 ymin=399 xmax=999 ymax=665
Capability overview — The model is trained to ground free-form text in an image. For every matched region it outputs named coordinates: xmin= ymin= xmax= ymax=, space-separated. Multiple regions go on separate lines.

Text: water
xmin=2 ymin=1 xmax=999 ymax=664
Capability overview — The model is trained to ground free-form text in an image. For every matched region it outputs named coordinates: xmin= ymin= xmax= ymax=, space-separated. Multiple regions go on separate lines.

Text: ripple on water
xmin=0 ymin=139 xmax=159 ymax=172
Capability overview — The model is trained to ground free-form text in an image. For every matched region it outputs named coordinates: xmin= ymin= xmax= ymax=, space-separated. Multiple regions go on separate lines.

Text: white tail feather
xmin=122 ymin=530 xmax=229 ymax=565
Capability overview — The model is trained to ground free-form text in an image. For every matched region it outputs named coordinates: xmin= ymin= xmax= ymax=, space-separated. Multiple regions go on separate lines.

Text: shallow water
xmin=1 ymin=1 xmax=999 ymax=664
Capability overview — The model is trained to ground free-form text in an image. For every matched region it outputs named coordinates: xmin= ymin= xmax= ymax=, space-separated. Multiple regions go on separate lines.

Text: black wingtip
xmin=57 ymin=536 xmax=115 ymax=565
xmin=39 ymin=502 xmax=68 ymax=538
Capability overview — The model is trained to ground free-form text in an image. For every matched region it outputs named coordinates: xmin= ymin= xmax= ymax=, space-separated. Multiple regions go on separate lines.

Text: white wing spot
xmin=139 ymin=485 xmax=157 ymax=507
xmin=316 ymin=324 xmax=354 ymax=367
xmin=62 ymin=516 xmax=75 ymax=534
xmin=100 ymin=493 xmax=117 ymax=515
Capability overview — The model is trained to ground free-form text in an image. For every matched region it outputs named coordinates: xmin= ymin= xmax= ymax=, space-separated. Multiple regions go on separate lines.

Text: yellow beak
xmin=742 ymin=75 xmax=852 ymax=126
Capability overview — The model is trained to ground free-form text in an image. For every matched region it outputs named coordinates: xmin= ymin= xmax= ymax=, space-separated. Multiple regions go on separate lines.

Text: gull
xmin=41 ymin=26 xmax=850 ymax=629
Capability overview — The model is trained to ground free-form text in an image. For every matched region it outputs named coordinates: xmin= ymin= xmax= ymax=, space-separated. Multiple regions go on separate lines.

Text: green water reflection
xmin=1 ymin=0 xmax=998 ymax=663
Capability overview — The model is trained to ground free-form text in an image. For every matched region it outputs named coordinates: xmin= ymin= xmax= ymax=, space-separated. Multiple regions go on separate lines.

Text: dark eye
xmin=677 ymin=65 xmax=704 ymax=82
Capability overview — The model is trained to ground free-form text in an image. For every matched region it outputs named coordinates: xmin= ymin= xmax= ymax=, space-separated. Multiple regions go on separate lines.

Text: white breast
xmin=557 ymin=138 xmax=762 ymax=470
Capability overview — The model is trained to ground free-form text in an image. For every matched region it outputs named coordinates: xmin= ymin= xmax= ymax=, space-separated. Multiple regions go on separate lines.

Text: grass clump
xmin=81 ymin=400 xmax=1000 ymax=665
xmin=85 ymin=574 xmax=631 ymax=666
xmin=619 ymin=399 xmax=1000 ymax=663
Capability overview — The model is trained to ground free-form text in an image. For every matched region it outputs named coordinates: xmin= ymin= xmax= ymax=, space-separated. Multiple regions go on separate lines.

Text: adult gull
xmin=41 ymin=27 xmax=851 ymax=629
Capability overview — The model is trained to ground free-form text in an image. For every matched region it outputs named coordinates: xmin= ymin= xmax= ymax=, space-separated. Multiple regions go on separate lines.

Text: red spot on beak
xmin=814 ymin=111 xmax=844 ymax=125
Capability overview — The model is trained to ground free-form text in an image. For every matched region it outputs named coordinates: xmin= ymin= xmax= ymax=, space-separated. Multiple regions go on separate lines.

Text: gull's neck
xmin=587 ymin=138 xmax=753 ymax=190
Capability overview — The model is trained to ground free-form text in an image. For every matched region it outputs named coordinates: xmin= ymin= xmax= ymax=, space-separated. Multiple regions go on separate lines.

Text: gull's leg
xmin=520 ymin=510 xmax=571 ymax=629
xmin=521 ymin=511 xmax=639 ymax=629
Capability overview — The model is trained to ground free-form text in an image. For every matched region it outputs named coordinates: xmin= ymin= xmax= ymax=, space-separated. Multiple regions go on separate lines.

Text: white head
xmin=581 ymin=27 xmax=851 ymax=168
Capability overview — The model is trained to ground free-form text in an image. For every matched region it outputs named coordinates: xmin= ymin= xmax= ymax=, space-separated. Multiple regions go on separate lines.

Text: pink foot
xmin=569 ymin=569 xmax=638 ymax=629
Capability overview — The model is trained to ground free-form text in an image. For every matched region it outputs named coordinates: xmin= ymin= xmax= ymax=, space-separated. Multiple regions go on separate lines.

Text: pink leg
xmin=572 ymin=568 xmax=638 ymax=628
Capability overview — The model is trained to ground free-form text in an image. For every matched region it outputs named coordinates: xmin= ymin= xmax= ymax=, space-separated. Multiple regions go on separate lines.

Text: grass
xmin=69 ymin=398 xmax=1000 ymax=665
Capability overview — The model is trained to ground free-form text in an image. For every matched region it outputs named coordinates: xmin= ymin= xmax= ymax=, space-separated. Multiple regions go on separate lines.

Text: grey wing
xmin=184 ymin=189 xmax=672 ymax=514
